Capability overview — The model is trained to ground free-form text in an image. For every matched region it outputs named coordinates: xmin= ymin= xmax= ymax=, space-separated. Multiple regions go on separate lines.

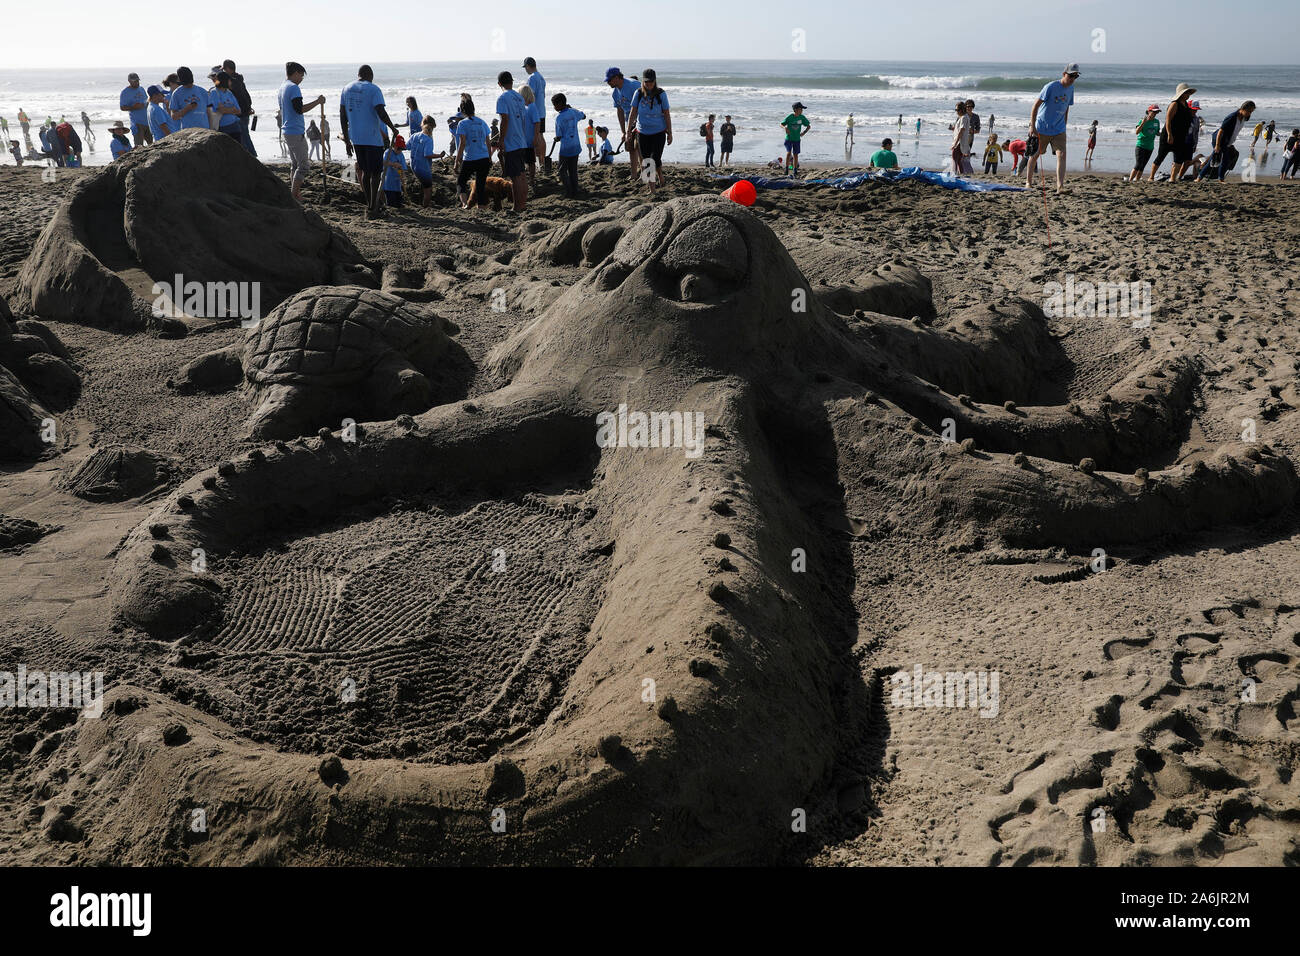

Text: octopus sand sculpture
xmin=89 ymin=196 xmax=1293 ymax=863
xmin=15 ymin=129 xmax=373 ymax=331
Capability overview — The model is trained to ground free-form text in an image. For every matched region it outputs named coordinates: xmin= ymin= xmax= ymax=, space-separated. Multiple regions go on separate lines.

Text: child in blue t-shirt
xmin=550 ymin=93 xmax=586 ymax=198
xmin=382 ymin=137 xmax=407 ymax=206
xmin=597 ymin=127 xmax=615 ymax=164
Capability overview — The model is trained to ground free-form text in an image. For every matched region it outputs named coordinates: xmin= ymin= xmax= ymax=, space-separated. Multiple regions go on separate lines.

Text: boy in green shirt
xmin=781 ymin=102 xmax=810 ymax=175
xmin=1128 ymin=105 xmax=1162 ymax=181
xmin=869 ymin=137 xmax=899 ymax=170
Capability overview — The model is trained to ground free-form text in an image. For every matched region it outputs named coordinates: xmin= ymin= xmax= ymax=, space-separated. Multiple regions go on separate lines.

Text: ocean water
xmin=2 ymin=60 xmax=1297 ymax=176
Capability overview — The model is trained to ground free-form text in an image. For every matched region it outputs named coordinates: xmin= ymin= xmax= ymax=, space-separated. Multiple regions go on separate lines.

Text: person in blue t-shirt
xmin=597 ymin=126 xmax=616 ymax=165
xmin=340 ymin=64 xmax=399 ymax=218
xmin=108 ymin=121 xmax=132 ymax=160
xmin=522 ymin=57 xmax=546 ymax=163
xmin=399 ymin=97 xmax=423 ymax=136
xmin=520 ymin=85 xmax=543 ymax=184
xmin=626 ymin=68 xmax=672 ymax=190
xmin=382 ymin=138 xmax=407 ymax=207
xmin=210 ymin=73 xmax=243 ymax=140
xmin=119 ymin=72 xmax=151 ymax=146
xmin=453 ymin=94 xmax=492 ymax=211
xmin=549 ymin=93 xmax=586 ymax=198
xmin=495 ymin=71 xmax=531 ymax=212
xmin=279 ymin=62 xmax=327 ymax=201
xmin=147 ymin=86 xmax=175 ymax=141
xmin=169 ymin=68 xmax=211 ymax=132
xmin=605 ymin=67 xmax=643 ymax=176
xmin=1025 ymin=63 xmax=1079 ymax=194
xmin=408 ymin=115 xmax=446 ymax=207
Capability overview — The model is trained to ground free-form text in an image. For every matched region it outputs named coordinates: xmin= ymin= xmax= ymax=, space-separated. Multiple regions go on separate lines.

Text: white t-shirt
xmin=953 ymin=114 xmax=971 ymax=151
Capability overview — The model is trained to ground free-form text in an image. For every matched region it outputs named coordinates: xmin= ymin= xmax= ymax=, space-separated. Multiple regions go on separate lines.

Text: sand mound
xmin=0 ymin=308 xmax=77 ymax=460
xmin=58 ymin=445 xmax=174 ymax=501
xmin=15 ymin=129 xmax=376 ymax=331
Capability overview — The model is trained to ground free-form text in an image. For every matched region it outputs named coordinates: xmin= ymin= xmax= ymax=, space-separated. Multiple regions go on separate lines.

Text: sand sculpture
xmin=0 ymin=297 xmax=78 ymax=460
xmin=177 ymin=286 xmax=463 ymax=440
xmin=15 ymin=130 xmax=375 ymax=331
xmin=94 ymin=195 xmax=1295 ymax=863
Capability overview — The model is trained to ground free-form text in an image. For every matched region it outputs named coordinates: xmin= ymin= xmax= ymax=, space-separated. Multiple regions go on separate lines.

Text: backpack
xmin=699 ymin=123 xmax=708 ymax=137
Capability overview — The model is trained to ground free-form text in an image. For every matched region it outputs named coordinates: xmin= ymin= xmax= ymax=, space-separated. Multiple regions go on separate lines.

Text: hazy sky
xmin=7 ymin=0 xmax=1297 ymax=69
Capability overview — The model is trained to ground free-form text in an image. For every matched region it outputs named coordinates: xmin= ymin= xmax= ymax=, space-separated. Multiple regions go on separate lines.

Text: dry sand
xmin=1 ymin=152 xmax=1297 ymax=865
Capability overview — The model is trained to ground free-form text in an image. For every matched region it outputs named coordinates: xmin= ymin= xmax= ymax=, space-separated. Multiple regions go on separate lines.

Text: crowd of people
xmin=5 ymin=59 xmax=1292 ymax=208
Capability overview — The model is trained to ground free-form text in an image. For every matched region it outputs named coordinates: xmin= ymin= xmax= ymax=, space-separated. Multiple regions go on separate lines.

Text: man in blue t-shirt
xmin=147 ymin=86 xmax=175 ymax=141
xmin=495 ymin=71 xmax=531 ymax=212
xmin=168 ymin=67 xmax=211 ymax=132
xmin=279 ymin=61 xmax=327 ymax=201
xmin=1024 ymin=63 xmax=1079 ymax=194
xmin=1211 ymin=100 xmax=1256 ymax=181
xmin=523 ymin=57 xmax=546 ymax=162
xmin=605 ymin=66 xmax=643 ymax=175
xmin=120 ymin=72 xmax=151 ymax=146
xmin=550 ymin=93 xmax=586 ymax=198
xmin=340 ymin=64 xmax=399 ymax=218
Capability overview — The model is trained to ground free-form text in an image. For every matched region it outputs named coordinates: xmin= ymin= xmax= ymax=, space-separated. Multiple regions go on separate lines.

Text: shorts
xmin=458 ymin=156 xmax=491 ymax=201
xmin=784 ymin=138 xmax=801 ymax=155
xmin=720 ymin=138 xmax=733 ymax=152
xmin=503 ymin=146 xmax=529 ymax=177
xmin=639 ymin=130 xmax=666 ymax=167
xmin=1033 ymin=131 xmax=1066 ymax=153
xmin=383 ymin=189 xmax=404 ymax=206
xmin=354 ymin=143 xmax=383 ymax=174
xmin=415 ymin=170 xmax=433 ymax=187
xmin=537 ymin=118 xmax=546 ymax=134
xmin=1134 ymin=145 xmax=1154 ymax=172
xmin=525 ymin=147 xmax=536 ymax=169
xmin=285 ymin=133 xmax=310 ymax=184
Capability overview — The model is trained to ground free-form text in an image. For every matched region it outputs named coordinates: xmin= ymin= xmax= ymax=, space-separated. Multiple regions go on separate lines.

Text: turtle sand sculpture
xmin=97 ymin=196 xmax=1294 ymax=864
xmin=0 ymin=297 xmax=79 ymax=460
xmin=16 ymin=129 xmax=375 ymax=331
xmin=177 ymin=285 xmax=463 ymax=440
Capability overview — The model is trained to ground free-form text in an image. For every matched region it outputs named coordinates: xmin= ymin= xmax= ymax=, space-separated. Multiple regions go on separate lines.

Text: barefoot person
xmin=279 ymin=62 xmax=326 ymax=203
xmin=120 ymin=72 xmax=151 ymax=146
xmin=340 ymin=64 xmax=399 ymax=218
xmin=1210 ymin=100 xmax=1256 ymax=181
xmin=605 ymin=67 xmax=642 ymax=178
xmin=1128 ymin=105 xmax=1161 ymax=182
xmin=1024 ymin=63 xmax=1079 ymax=195
xmin=1149 ymin=83 xmax=1196 ymax=183
xmin=522 ymin=57 xmax=546 ymax=166
xmin=719 ymin=115 xmax=735 ymax=166
xmin=626 ymin=68 xmax=672 ymax=190
xmin=495 ymin=70 xmax=531 ymax=212
xmin=780 ymin=102 xmax=810 ymax=176
xmin=453 ymin=94 xmax=492 ymax=211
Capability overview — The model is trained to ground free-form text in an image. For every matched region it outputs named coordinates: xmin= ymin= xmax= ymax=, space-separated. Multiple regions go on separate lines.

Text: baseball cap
xmin=1064 ymin=63 xmax=1081 ymax=76
xmin=1189 ymin=100 xmax=1201 ymax=111
xmin=127 ymin=72 xmax=140 ymax=81
xmin=604 ymin=67 xmax=621 ymax=82
xmin=792 ymin=101 xmax=806 ymax=110
xmin=209 ymin=66 xmax=222 ymax=77
xmin=146 ymin=85 xmax=164 ymax=97
xmin=1147 ymin=104 xmax=1160 ymax=111
xmin=522 ymin=57 xmax=536 ymax=68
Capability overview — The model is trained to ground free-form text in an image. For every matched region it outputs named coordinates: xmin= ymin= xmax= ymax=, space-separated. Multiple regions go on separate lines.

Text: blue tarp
xmin=720 ymin=166 xmax=1026 ymax=193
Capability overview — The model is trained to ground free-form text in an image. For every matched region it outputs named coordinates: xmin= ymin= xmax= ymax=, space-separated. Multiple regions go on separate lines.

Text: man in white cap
xmin=120 ymin=72 xmax=152 ymax=147
xmin=1024 ymin=63 xmax=1079 ymax=194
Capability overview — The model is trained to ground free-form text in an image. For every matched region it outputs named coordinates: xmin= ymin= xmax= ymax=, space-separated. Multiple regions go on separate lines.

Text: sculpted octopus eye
xmin=661 ymin=216 xmax=748 ymax=285
xmin=612 ymin=204 xmax=673 ymax=267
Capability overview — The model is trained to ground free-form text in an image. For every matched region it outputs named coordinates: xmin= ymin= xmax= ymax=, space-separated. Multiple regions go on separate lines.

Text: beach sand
xmin=1 ymin=154 xmax=1297 ymax=865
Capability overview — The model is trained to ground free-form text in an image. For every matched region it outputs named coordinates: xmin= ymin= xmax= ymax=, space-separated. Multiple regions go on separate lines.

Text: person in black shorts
xmin=1149 ymin=83 xmax=1196 ymax=182
xmin=454 ymin=94 xmax=492 ymax=210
